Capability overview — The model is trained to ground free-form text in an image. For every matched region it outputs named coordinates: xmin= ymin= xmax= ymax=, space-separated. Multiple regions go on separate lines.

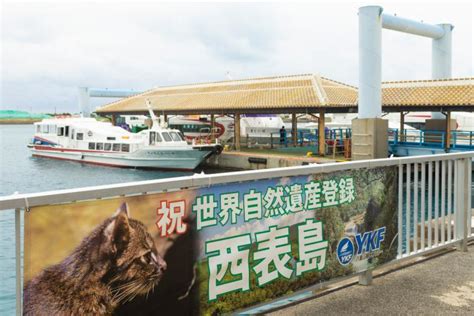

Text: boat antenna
xmin=146 ymin=99 xmax=159 ymax=128
xmin=146 ymin=99 xmax=157 ymax=120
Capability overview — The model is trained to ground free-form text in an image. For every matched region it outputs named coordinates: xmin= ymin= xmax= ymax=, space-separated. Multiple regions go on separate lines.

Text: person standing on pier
xmin=280 ymin=126 xmax=287 ymax=147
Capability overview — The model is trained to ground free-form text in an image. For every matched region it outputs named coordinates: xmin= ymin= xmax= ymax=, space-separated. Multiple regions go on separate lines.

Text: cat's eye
xmin=140 ymin=251 xmax=153 ymax=264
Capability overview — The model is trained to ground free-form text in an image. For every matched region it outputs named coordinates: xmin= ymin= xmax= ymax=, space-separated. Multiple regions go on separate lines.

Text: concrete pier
xmin=205 ymin=151 xmax=335 ymax=170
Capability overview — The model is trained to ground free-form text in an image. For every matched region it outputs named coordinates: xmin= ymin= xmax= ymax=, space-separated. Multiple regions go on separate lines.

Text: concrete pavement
xmin=269 ymin=244 xmax=474 ymax=315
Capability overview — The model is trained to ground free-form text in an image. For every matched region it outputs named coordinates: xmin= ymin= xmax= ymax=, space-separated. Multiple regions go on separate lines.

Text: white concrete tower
xmin=431 ymin=23 xmax=453 ymax=119
xmin=358 ymin=5 xmax=383 ymax=119
xmin=78 ymin=87 xmax=90 ymax=118
xmin=353 ymin=6 xmax=453 ymax=160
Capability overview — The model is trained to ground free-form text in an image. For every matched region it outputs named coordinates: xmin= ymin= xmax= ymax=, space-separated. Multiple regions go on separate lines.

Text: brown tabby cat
xmin=24 ymin=203 xmax=166 ymax=315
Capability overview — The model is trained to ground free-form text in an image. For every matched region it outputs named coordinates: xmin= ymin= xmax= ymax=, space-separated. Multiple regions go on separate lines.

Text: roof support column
xmin=318 ymin=110 xmax=325 ymax=156
xmin=111 ymin=114 xmax=117 ymax=126
xmin=399 ymin=112 xmax=406 ymax=142
xmin=234 ymin=113 xmax=241 ymax=151
xmin=292 ymin=113 xmax=298 ymax=147
xmin=445 ymin=111 xmax=451 ymax=152
xmin=210 ymin=114 xmax=216 ymax=143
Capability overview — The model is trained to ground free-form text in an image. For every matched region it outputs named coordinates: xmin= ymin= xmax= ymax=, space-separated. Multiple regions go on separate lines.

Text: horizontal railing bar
xmin=1 ymin=151 xmax=473 ymax=210
xmin=397 ymin=239 xmax=472 ymax=261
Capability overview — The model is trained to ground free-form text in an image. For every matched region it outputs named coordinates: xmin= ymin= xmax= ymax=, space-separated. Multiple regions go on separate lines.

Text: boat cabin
xmin=32 ymin=118 xmax=188 ymax=154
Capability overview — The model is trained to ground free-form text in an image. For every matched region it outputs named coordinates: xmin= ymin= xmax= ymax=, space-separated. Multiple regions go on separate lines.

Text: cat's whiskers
xmin=108 ymin=265 xmax=161 ymax=304
xmin=124 ymin=283 xmax=146 ymax=303
xmin=111 ymin=277 xmax=155 ymax=305
xmin=110 ymin=280 xmax=138 ymax=292
xmin=111 ymin=280 xmax=142 ymax=303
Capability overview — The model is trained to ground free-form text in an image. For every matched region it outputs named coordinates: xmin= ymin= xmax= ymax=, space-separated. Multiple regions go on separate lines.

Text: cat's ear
xmin=114 ymin=202 xmax=130 ymax=218
xmin=104 ymin=203 xmax=131 ymax=254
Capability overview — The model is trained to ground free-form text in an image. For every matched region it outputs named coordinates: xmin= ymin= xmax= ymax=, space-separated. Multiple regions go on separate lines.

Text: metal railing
xmin=389 ymin=128 xmax=474 ymax=149
xmin=397 ymin=156 xmax=472 ymax=258
xmin=1 ymin=151 xmax=473 ymax=315
xmin=268 ymin=128 xmax=352 ymax=154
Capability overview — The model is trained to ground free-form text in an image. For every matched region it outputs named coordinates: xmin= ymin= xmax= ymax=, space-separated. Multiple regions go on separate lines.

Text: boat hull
xmin=30 ymin=146 xmax=213 ymax=170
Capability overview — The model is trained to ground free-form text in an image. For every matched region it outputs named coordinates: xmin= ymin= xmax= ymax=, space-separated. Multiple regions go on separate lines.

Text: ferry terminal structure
xmin=1 ymin=5 xmax=474 ymax=315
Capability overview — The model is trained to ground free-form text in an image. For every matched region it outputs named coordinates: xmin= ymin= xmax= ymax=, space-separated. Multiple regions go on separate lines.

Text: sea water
xmin=0 ymin=124 xmax=192 ymax=314
xmin=1 ymin=125 xmax=473 ymax=314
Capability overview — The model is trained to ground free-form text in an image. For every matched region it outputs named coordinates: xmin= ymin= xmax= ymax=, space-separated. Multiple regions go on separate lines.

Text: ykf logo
xmin=336 ymin=226 xmax=386 ymax=266
xmin=336 ymin=237 xmax=354 ymax=266
xmin=355 ymin=226 xmax=386 ymax=255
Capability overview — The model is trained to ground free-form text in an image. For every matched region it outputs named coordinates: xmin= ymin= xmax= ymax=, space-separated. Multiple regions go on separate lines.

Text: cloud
xmin=1 ymin=1 xmax=472 ymax=112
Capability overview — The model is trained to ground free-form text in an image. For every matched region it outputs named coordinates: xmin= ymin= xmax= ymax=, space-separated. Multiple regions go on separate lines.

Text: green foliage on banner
xmin=198 ymin=166 xmax=398 ymax=314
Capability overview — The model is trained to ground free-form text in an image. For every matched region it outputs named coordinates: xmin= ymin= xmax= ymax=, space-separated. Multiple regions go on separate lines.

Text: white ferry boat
xmin=28 ymin=104 xmax=220 ymax=170
xmin=120 ymin=114 xmax=285 ymax=144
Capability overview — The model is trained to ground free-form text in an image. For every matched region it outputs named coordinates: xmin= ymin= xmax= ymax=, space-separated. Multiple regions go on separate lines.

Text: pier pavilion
xmin=95 ymin=74 xmax=473 ymax=156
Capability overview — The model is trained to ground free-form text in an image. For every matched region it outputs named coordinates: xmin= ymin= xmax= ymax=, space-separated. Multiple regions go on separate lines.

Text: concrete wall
xmin=351 ymin=118 xmax=388 ymax=160
xmin=205 ymin=152 xmax=335 ymax=171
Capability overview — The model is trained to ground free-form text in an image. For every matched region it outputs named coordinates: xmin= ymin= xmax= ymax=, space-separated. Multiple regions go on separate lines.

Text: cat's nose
xmin=155 ymin=254 xmax=167 ymax=272
xmin=159 ymin=258 xmax=167 ymax=272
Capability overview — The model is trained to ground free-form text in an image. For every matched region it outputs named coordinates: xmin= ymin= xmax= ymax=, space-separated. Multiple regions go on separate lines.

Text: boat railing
xmin=196 ymin=127 xmax=221 ymax=144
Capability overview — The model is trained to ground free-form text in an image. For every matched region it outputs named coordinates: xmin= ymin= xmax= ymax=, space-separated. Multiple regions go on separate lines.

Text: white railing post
xmin=435 ymin=161 xmax=440 ymax=246
xmin=398 ymin=164 xmax=403 ymax=257
xmin=421 ymin=162 xmax=426 ymax=251
xmin=447 ymin=160 xmax=453 ymax=242
xmin=406 ymin=163 xmax=412 ymax=254
xmin=469 ymin=159 xmax=473 ymax=238
xmin=455 ymin=159 xmax=468 ymax=251
xmin=414 ymin=163 xmax=418 ymax=252
xmin=441 ymin=160 xmax=446 ymax=244
xmin=15 ymin=208 xmax=22 ymax=316
xmin=427 ymin=162 xmax=433 ymax=249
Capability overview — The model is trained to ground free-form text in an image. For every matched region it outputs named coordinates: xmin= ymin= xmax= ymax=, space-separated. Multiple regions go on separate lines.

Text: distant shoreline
xmin=0 ymin=119 xmax=42 ymax=124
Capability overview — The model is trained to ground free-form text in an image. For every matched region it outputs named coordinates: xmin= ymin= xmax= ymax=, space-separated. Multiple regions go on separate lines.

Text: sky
xmin=1 ymin=0 xmax=473 ymax=113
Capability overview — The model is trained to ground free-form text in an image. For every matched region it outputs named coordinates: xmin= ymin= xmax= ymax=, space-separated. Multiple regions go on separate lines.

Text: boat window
xmin=162 ymin=132 xmax=172 ymax=142
xmin=155 ymin=132 xmax=162 ymax=142
xmin=178 ymin=132 xmax=185 ymax=141
xmin=121 ymin=144 xmax=130 ymax=152
xmin=36 ymin=125 xmax=41 ymax=133
xmin=170 ymin=132 xmax=181 ymax=142
xmin=65 ymin=126 xmax=69 ymax=137
xmin=150 ymin=132 xmax=156 ymax=145
xmin=96 ymin=143 xmax=104 ymax=150
xmin=71 ymin=129 xmax=75 ymax=139
xmin=41 ymin=125 xmax=49 ymax=133
xmin=113 ymin=143 xmax=121 ymax=152
xmin=57 ymin=127 xmax=64 ymax=136
xmin=104 ymin=143 xmax=111 ymax=151
xmin=50 ymin=125 xmax=57 ymax=134
xmin=76 ymin=133 xmax=84 ymax=140
xmin=88 ymin=142 xmax=95 ymax=150
xmin=107 ymin=137 xmax=116 ymax=141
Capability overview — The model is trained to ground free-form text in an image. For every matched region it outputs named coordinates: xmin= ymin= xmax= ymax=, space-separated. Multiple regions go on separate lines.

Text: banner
xmin=24 ymin=166 xmax=398 ymax=315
